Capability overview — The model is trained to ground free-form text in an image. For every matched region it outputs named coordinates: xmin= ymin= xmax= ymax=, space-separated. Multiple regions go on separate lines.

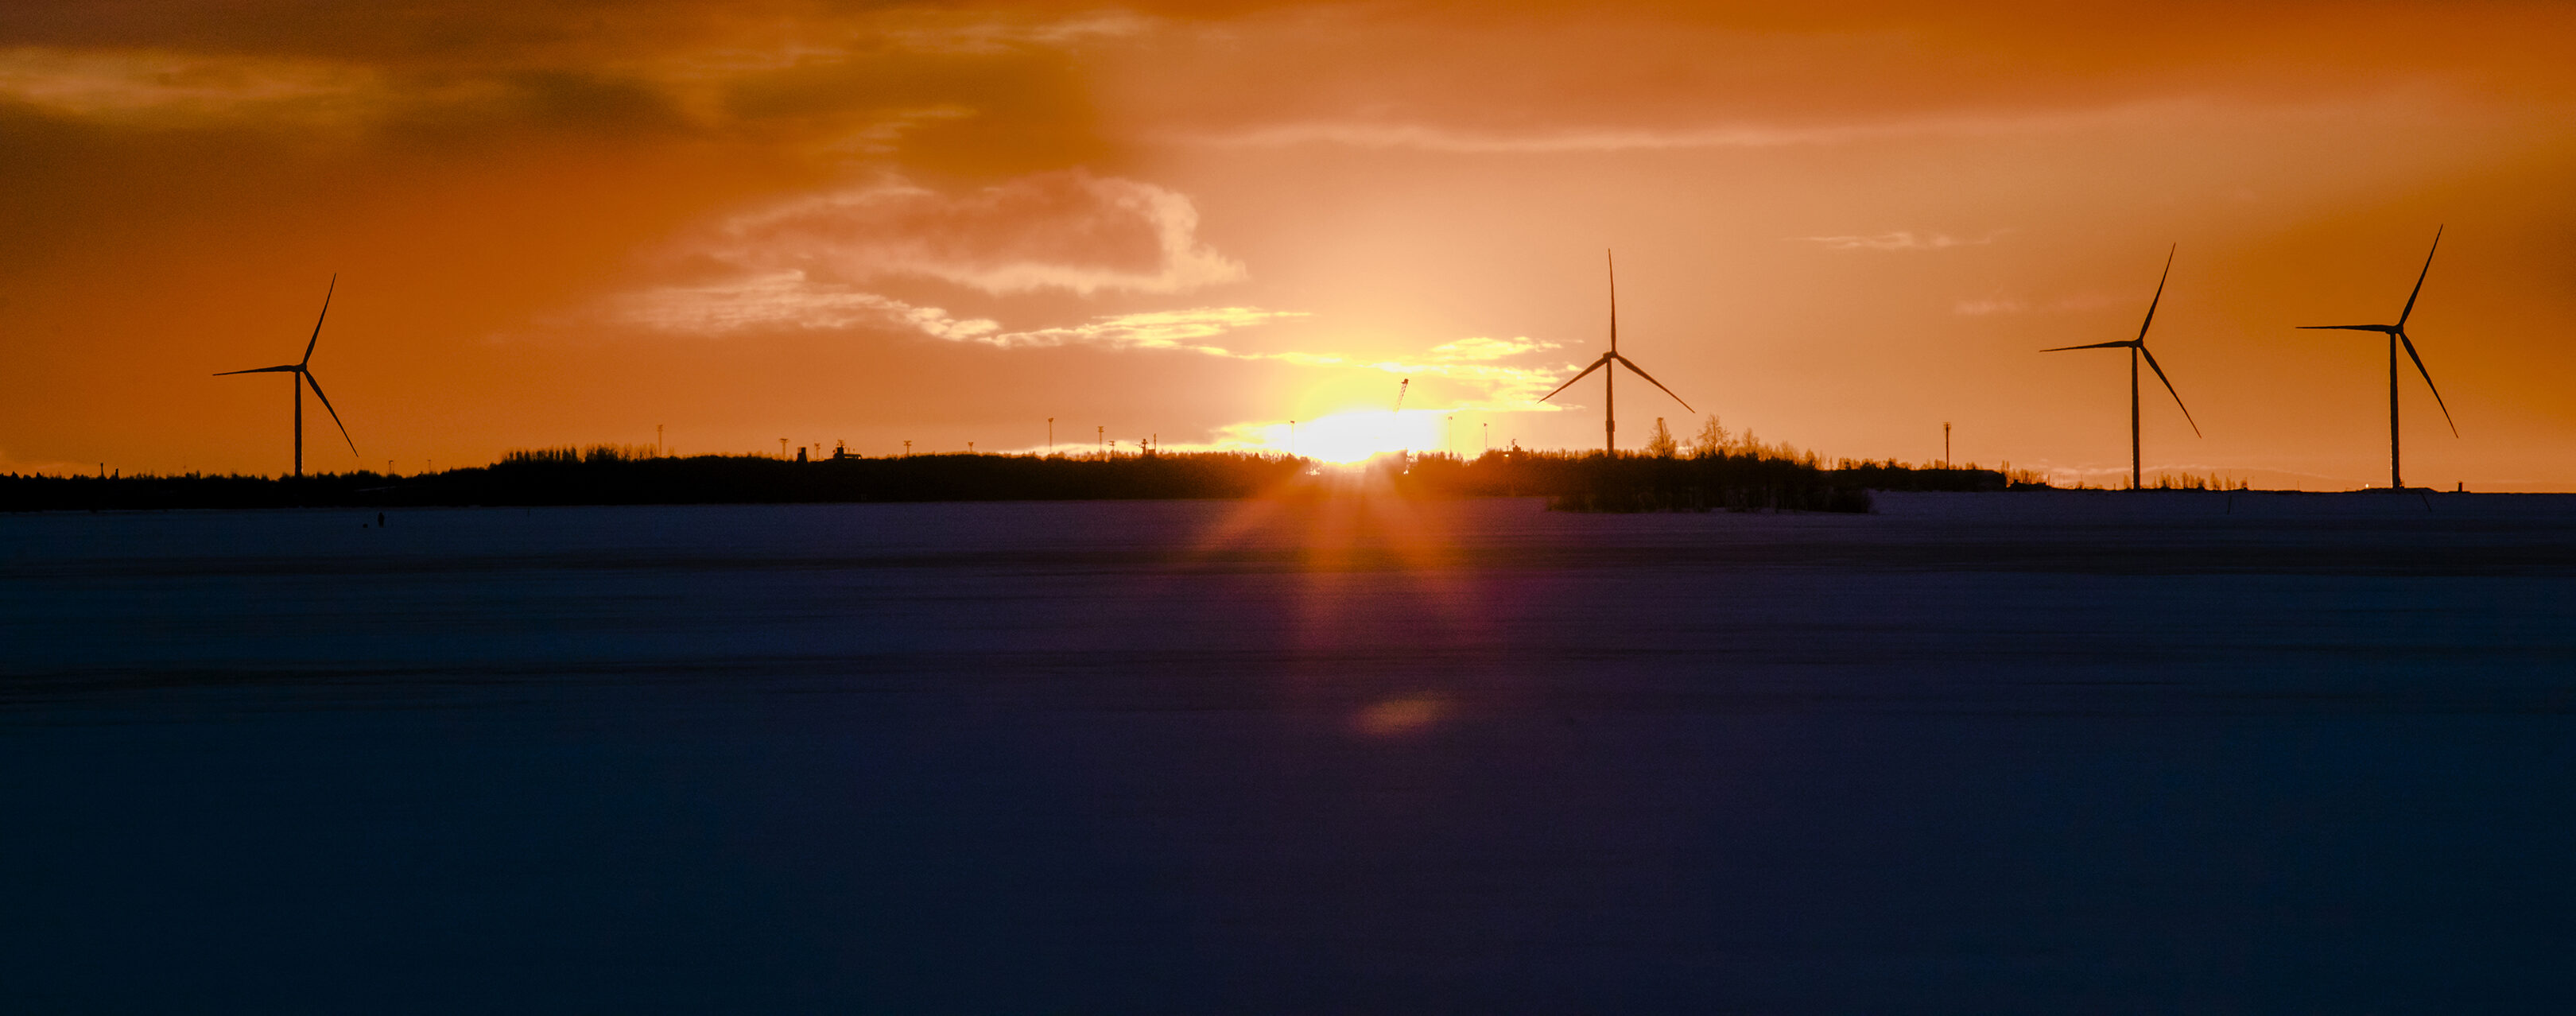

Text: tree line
xmin=2 ymin=436 xmax=2020 ymax=513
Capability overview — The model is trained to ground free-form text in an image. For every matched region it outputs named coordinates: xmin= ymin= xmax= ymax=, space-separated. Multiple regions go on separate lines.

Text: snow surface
xmin=3 ymin=492 xmax=2574 ymax=1012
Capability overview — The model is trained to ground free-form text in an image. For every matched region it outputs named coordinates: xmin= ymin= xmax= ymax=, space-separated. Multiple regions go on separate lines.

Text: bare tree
xmin=1690 ymin=413 xmax=1728 ymax=458
xmin=1645 ymin=417 xmax=1679 ymax=458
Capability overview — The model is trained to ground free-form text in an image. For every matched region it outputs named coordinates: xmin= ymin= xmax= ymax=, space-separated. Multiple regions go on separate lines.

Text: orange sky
xmin=6 ymin=1 xmax=2576 ymax=487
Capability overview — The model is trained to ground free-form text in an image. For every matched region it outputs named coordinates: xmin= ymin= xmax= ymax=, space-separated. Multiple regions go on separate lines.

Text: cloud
xmin=0 ymin=9 xmax=1133 ymax=172
xmin=1805 ymin=231 xmax=2004 ymax=251
xmin=611 ymin=270 xmax=1002 ymax=340
xmin=595 ymin=169 xmax=1257 ymax=340
xmin=1198 ymin=335 xmax=1573 ymax=411
xmin=988 ymin=316 xmax=1565 ymax=408
xmin=0 ymin=46 xmax=380 ymax=122
xmin=874 ymin=9 xmax=1158 ymax=56
xmin=608 ymin=267 xmax=1569 ymax=412
xmin=1420 ymin=335 xmax=1557 ymax=361
xmin=610 ymin=273 xmax=1304 ymax=356
xmin=1953 ymin=293 xmax=2120 ymax=316
xmin=603 ymin=168 xmax=1260 ymax=350
xmin=692 ymin=170 xmax=1245 ymax=297
xmin=1355 ymin=343 xmax=1572 ymax=409
xmin=1177 ymin=120 xmax=1856 ymax=153
xmin=604 ymin=169 xmax=1264 ymax=350
xmin=1124 ymin=331 xmax=1587 ymax=454
xmin=1164 ymin=103 xmax=2240 ymax=154
xmin=984 ymin=307 xmax=1306 ymax=351
xmin=1952 ymin=298 xmax=2027 ymax=316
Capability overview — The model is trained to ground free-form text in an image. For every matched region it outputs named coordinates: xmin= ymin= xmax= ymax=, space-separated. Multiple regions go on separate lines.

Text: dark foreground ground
xmin=3 ymin=491 xmax=2573 ymax=1013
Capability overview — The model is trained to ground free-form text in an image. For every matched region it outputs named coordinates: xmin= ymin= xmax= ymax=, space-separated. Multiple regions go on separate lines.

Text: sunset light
xmin=13 ymin=4 xmax=2576 ymax=1010
xmin=1224 ymin=408 xmax=1453 ymax=463
xmin=7 ymin=2 xmax=2573 ymax=487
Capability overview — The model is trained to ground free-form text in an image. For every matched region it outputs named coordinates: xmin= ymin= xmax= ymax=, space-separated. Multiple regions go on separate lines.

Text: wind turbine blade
xmin=214 ymin=364 xmax=301 ymax=375
xmin=2298 ymin=324 xmax=2395 ymax=333
xmin=2396 ymin=328 xmax=2458 ymax=437
xmin=2040 ymin=340 xmax=2136 ymax=352
xmin=2137 ymin=344 xmax=2202 ymax=437
xmin=1540 ymin=355 xmax=1611 ymax=402
xmin=1605 ymin=249 xmax=1617 ymax=354
xmin=2399 ymin=226 xmax=2441 ymax=327
xmin=302 ymin=273 xmax=336 ymax=366
xmin=1610 ymin=353 xmax=1693 ymax=413
xmin=302 ymin=371 xmax=359 ymax=456
xmin=2136 ymin=243 xmax=2174 ymax=343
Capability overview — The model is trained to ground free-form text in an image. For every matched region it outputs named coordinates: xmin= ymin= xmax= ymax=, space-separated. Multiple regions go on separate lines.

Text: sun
xmin=1238 ymin=409 xmax=1449 ymax=463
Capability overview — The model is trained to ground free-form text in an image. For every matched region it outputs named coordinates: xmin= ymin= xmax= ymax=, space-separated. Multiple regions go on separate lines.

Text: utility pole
xmin=968 ymin=441 xmax=975 ymax=454
xmin=1943 ymin=421 xmax=1951 ymax=468
xmin=1048 ymin=417 xmax=1054 ymax=454
xmin=1097 ymin=425 xmax=1104 ymax=456
xmin=903 ymin=440 xmax=911 ymax=457
xmin=778 ymin=438 xmax=788 ymax=458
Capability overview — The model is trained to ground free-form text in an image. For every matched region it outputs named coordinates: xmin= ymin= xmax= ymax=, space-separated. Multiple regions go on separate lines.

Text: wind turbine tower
xmin=1542 ymin=250 xmax=1694 ymax=455
xmin=215 ymin=276 xmax=356 ymax=476
xmin=2299 ymin=227 xmax=2459 ymax=491
xmin=2040 ymin=246 xmax=2200 ymax=489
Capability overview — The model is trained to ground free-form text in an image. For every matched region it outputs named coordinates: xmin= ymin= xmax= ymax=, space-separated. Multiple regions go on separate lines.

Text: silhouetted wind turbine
xmin=1541 ymin=250 xmax=1693 ymax=454
xmin=2041 ymin=245 xmax=2200 ymax=490
xmin=215 ymin=276 xmax=355 ymax=476
xmin=2299 ymin=227 xmax=2458 ymax=491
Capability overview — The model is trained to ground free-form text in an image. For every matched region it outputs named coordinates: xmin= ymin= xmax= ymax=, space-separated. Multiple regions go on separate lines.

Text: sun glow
xmin=1233 ymin=408 xmax=1452 ymax=463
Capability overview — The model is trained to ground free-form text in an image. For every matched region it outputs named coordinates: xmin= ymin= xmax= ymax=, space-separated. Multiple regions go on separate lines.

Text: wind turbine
xmin=2042 ymin=245 xmax=2200 ymax=490
xmin=215 ymin=276 xmax=356 ymax=476
xmin=2299 ymin=227 xmax=2458 ymax=491
xmin=1541 ymin=250 xmax=1693 ymax=454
